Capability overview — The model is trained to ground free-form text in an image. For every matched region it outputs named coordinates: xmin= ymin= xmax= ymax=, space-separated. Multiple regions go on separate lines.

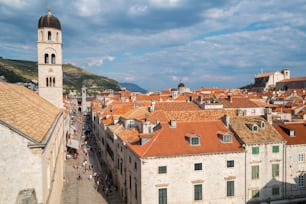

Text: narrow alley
xmin=61 ymin=111 xmax=124 ymax=204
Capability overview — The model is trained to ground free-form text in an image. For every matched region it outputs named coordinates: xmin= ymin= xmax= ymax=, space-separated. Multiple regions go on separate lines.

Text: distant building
xmin=253 ymin=69 xmax=290 ymax=91
xmin=177 ymin=81 xmax=191 ymax=94
xmin=276 ymin=76 xmax=306 ymax=90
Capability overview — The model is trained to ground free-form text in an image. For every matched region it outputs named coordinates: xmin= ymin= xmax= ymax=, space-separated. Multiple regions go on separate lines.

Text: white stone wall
xmin=285 ymin=144 xmax=306 ymax=197
xmin=266 ymin=72 xmax=285 ymax=90
xmin=140 ymin=152 xmax=245 ymax=204
xmin=0 ymin=114 xmax=64 ymax=204
xmin=241 ymin=107 xmax=265 ymax=116
xmin=0 ymin=124 xmax=43 ymax=203
xmin=41 ymin=114 xmax=64 ymax=204
xmin=245 ymin=143 xmax=285 ymax=203
xmin=37 ymin=26 xmax=63 ymax=109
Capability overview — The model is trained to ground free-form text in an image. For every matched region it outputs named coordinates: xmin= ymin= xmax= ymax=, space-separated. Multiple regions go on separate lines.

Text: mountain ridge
xmin=0 ymin=58 xmax=122 ymax=94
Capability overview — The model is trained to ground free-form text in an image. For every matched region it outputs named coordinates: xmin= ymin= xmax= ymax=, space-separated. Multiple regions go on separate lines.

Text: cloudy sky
xmin=0 ymin=0 xmax=305 ymax=91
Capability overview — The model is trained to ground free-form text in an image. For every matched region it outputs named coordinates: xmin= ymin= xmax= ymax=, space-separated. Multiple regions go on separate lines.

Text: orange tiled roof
xmin=123 ymin=107 xmax=149 ymax=120
xmin=0 ymin=82 xmax=61 ymax=142
xmin=274 ymin=122 xmax=306 ymax=145
xmin=164 ymin=109 xmax=237 ymax=121
xmin=155 ymin=102 xmax=200 ymax=111
xmin=278 ymin=77 xmax=306 ymax=83
xmin=255 ymin=72 xmax=274 ymax=78
xmin=129 ymin=120 xmax=243 ymax=157
xmin=230 ymin=116 xmax=284 ymax=144
xmin=272 ymin=107 xmax=292 ymax=114
xmin=222 ymin=96 xmax=260 ymax=108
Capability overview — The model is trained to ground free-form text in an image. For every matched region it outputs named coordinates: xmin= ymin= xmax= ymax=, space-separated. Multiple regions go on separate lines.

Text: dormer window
xmin=222 ymin=133 xmax=232 ymax=143
xmin=185 ymin=132 xmax=200 ymax=146
xmin=170 ymin=120 xmax=176 ymax=128
xmin=259 ymin=121 xmax=265 ymax=129
xmin=191 ymin=136 xmax=200 ymax=146
xmin=128 ymin=120 xmax=135 ymax=129
xmin=290 ymin=129 xmax=295 ymax=137
xmin=252 ymin=124 xmax=258 ymax=132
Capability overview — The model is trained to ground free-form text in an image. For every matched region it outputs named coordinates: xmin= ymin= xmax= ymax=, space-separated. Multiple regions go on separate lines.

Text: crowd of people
xmin=73 ymin=113 xmax=115 ymax=198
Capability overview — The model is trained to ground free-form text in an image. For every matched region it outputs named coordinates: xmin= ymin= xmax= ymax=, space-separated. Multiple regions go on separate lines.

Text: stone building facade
xmin=253 ymin=69 xmax=290 ymax=91
xmin=37 ymin=9 xmax=63 ymax=109
xmin=0 ymin=82 xmax=64 ymax=204
xmin=91 ymin=98 xmax=306 ymax=203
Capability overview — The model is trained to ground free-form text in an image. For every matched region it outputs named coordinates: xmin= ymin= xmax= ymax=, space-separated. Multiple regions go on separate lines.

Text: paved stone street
xmin=61 ymin=112 xmax=124 ymax=204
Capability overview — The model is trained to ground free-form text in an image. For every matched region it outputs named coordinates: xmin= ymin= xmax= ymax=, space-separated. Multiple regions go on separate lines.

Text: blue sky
xmin=0 ymin=0 xmax=306 ymax=91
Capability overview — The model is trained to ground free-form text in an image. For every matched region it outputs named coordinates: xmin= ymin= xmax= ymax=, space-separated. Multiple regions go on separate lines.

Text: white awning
xmin=67 ymin=138 xmax=79 ymax=149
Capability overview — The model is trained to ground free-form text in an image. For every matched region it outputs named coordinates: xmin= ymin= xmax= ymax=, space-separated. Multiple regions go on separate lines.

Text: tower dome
xmin=178 ymin=81 xmax=185 ymax=88
xmin=38 ymin=10 xmax=61 ymax=30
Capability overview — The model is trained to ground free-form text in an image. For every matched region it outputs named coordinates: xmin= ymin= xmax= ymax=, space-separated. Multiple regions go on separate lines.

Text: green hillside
xmin=0 ymin=58 xmax=121 ymax=94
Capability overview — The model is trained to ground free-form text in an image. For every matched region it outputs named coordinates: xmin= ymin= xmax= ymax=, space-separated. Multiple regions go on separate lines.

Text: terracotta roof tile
xmin=0 ymin=82 xmax=61 ymax=142
xmin=222 ymin=96 xmax=260 ymax=108
xmin=230 ymin=116 xmax=284 ymax=144
xmin=129 ymin=120 xmax=243 ymax=157
xmin=255 ymin=72 xmax=275 ymax=78
xmin=274 ymin=122 xmax=306 ymax=145
xmin=164 ymin=110 xmax=237 ymax=121
xmin=155 ymin=102 xmax=200 ymax=111
xmin=278 ymin=77 xmax=306 ymax=83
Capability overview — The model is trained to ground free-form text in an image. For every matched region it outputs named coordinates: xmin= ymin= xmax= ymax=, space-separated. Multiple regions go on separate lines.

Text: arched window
xmin=56 ymin=32 xmax=59 ymax=41
xmin=48 ymin=31 xmax=52 ymax=40
xmin=51 ymin=54 xmax=56 ymax=64
xmin=40 ymin=31 xmax=43 ymax=41
xmin=46 ymin=77 xmax=49 ymax=87
xmin=53 ymin=77 xmax=56 ymax=87
xmin=49 ymin=77 xmax=52 ymax=87
xmin=44 ymin=54 xmax=49 ymax=64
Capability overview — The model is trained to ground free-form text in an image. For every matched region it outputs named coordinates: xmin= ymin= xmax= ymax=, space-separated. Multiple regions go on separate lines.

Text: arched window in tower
xmin=48 ymin=31 xmax=52 ymax=41
xmin=53 ymin=77 xmax=56 ymax=87
xmin=46 ymin=77 xmax=49 ymax=87
xmin=45 ymin=54 xmax=49 ymax=64
xmin=49 ymin=77 xmax=52 ymax=87
xmin=56 ymin=32 xmax=59 ymax=42
xmin=40 ymin=31 xmax=43 ymax=41
xmin=51 ymin=54 xmax=56 ymax=64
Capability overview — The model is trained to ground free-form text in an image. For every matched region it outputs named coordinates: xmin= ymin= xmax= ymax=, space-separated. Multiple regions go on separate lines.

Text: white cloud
xmin=1 ymin=0 xmax=306 ymax=90
xmin=72 ymin=0 xmax=102 ymax=16
xmin=128 ymin=5 xmax=148 ymax=16
xmin=149 ymin=0 xmax=181 ymax=8
xmin=87 ymin=56 xmax=115 ymax=67
xmin=0 ymin=0 xmax=30 ymax=9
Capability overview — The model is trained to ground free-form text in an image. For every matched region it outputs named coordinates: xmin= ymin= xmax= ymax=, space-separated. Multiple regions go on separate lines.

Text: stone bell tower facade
xmin=37 ymin=9 xmax=63 ymax=109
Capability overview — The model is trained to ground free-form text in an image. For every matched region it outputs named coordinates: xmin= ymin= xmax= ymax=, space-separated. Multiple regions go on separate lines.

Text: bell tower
xmin=37 ymin=9 xmax=63 ymax=108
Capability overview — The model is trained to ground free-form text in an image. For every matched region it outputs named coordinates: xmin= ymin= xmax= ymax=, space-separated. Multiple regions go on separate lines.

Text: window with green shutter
xmin=252 ymin=165 xmax=259 ymax=179
xmin=227 ymin=181 xmax=234 ymax=196
xmin=158 ymin=166 xmax=167 ymax=174
xmin=159 ymin=188 xmax=167 ymax=204
xmin=194 ymin=184 xmax=202 ymax=200
xmin=252 ymin=147 xmax=259 ymax=154
xmin=272 ymin=145 xmax=279 ymax=153
xmin=194 ymin=163 xmax=202 ymax=171
xmin=272 ymin=185 xmax=280 ymax=195
xmin=227 ymin=160 xmax=234 ymax=168
xmin=252 ymin=189 xmax=259 ymax=198
xmin=272 ymin=164 xmax=279 ymax=177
